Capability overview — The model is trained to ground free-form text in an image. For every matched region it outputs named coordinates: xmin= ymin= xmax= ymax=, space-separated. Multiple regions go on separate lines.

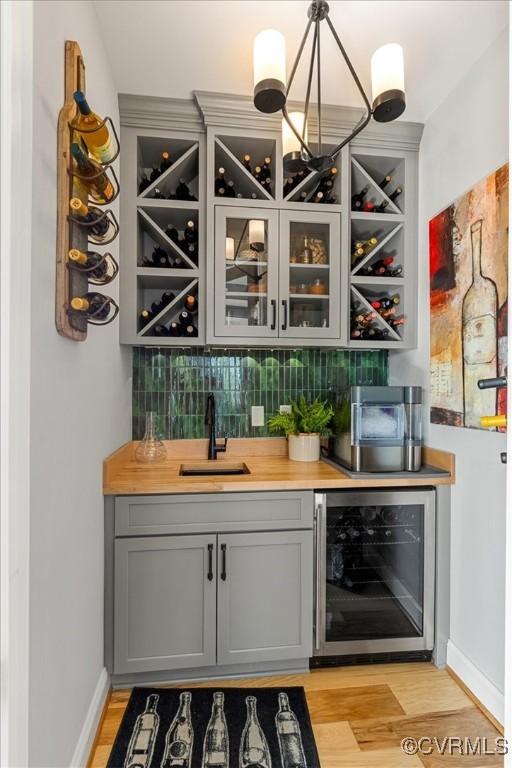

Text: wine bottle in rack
xmin=169 ymin=321 xmax=180 ymax=337
xmin=159 ymin=150 xmax=172 ymax=173
xmin=152 ymin=188 xmax=165 ymax=199
xmin=184 ymin=220 xmax=197 ymax=244
xmin=72 ymin=91 xmax=116 ymax=164
xmin=150 ymin=165 xmax=160 ymax=182
xmin=153 ymin=324 xmax=169 ymax=337
xmin=184 ymin=294 xmax=198 ymax=314
xmin=389 ymin=186 xmax=402 ymax=203
xmin=351 ymin=186 xmax=369 ymax=210
xmin=225 ymin=180 xmax=236 ymax=198
xmin=68 ymin=248 xmax=109 ymax=281
xmin=378 ymin=172 xmax=393 ymax=189
xmin=151 ymin=291 xmax=175 ymax=316
xmin=150 ymin=246 xmax=170 ymax=268
xmin=138 ymin=173 xmax=150 ymax=194
xmin=242 ymin=154 xmax=252 ymax=173
xmin=178 ymin=309 xmax=193 ymax=326
xmin=138 ymin=309 xmax=153 ymax=331
xmin=183 ymin=324 xmax=198 ymax=338
xmin=175 ymin=178 xmax=194 ymax=201
xmin=70 ymin=292 xmax=117 ymax=321
xmin=165 ymin=225 xmax=181 ymax=244
xmin=70 ymin=142 xmax=115 ymax=203
xmin=362 ymin=200 xmax=375 ymax=212
xmin=215 ymin=168 xmax=226 ymax=195
xmin=69 ymin=198 xmax=109 ymax=237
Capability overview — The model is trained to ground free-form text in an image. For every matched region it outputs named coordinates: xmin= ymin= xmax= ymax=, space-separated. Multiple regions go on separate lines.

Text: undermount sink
xmin=179 ymin=462 xmax=250 ymax=476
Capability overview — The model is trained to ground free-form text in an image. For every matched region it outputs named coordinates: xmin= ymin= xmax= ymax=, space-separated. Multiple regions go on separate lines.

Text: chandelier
xmin=252 ymin=0 xmax=406 ymax=173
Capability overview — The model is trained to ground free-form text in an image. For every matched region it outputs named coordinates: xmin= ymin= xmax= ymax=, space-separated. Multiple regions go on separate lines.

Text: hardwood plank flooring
xmin=89 ymin=663 xmax=503 ymax=768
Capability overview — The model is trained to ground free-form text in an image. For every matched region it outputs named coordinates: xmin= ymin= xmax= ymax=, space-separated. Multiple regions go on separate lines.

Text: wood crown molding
xmin=119 ymin=90 xmax=423 ymax=151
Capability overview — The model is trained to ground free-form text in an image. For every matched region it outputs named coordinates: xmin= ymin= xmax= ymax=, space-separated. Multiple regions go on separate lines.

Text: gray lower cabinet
xmin=114 ymin=534 xmax=217 ymax=674
xmin=217 ymin=531 xmax=313 ymax=665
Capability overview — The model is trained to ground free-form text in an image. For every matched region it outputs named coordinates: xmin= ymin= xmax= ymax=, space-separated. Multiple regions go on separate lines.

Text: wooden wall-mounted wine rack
xmin=55 ymin=40 xmax=120 ymax=342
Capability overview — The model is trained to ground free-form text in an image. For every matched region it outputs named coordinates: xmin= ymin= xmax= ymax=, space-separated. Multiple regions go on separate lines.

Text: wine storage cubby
xmin=137 ymin=137 xmax=199 ymax=201
xmin=348 ymin=146 xmax=416 ymax=349
xmin=214 ymin=135 xmax=277 ymax=201
xmin=136 ymin=273 xmax=199 ymax=339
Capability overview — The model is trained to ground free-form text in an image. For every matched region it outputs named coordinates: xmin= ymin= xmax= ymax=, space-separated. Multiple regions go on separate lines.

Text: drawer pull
xmin=221 ymin=543 xmax=227 ymax=581
xmin=207 ymin=543 xmax=214 ymax=581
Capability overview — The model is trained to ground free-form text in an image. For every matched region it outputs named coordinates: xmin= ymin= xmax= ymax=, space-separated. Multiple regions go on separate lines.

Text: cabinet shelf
xmin=290 ymin=293 xmax=330 ymax=300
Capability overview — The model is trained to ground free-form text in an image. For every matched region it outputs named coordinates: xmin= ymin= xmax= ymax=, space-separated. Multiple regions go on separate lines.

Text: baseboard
xmin=70 ymin=667 xmax=111 ymax=768
xmin=446 ymin=641 xmax=504 ymax=727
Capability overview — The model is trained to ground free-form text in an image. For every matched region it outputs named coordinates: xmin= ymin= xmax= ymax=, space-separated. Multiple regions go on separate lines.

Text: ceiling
xmin=93 ymin=0 xmax=508 ymax=123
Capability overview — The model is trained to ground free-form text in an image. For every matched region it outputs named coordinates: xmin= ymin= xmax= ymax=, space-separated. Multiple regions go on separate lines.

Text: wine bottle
xmin=184 ymin=294 xmax=198 ymax=314
xmin=351 ymin=186 xmax=369 ymax=209
xmin=462 ymin=220 xmax=498 ymax=427
xmin=151 ymin=246 xmax=170 ymax=268
xmin=152 ymin=187 xmax=165 ymax=199
xmin=138 ymin=309 xmax=153 ymax=331
xmin=215 ymin=168 xmax=226 ymax=195
xmin=362 ymin=200 xmax=375 ymax=213
xmin=175 ymin=178 xmax=192 ymax=200
xmin=153 ymin=324 xmax=169 ymax=337
xmin=165 ymin=225 xmax=180 ymax=244
xmin=202 ymin=692 xmax=229 ymax=768
xmin=124 ymin=694 xmax=160 ymax=768
xmin=149 ymin=165 xmax=160 ymax=182
xmin=378 ymin=173 xmax=393 ymax=189
xmin=72 ymin=91 xmax=115 ymax=164
xmin=375 ymin=200 xmax=389 ymax=213
xmin=69 ymin=198 xmax=109 ymax=237
xmin=139 ymin=173 xmax=150 ymax=194
xmin=389 ymin=186 xmax=402 ymax=203
xmin=239 ymin=696 xmax=271 ymax=768
xmin=169 ymin=322 xmax=180 ymax=337
xmin=183 ymin=324 xmax=198 ymax=337
xmin=68 ymin=248 xmax=108 ymax=280
xmin=184 ymin=220 xmax=197 ymax=244
xmin=70 ymin=142 xmax=115 ymax=203
xmin=70 ymin=293 xmax=116 ymax=321
xmin=242 ymin=154 xmax=252 ymax=173
xmin=160 ymin=150 xmax=172 ymax=174
xmin=161 ymin=691 xmax=193 ymax=768
xmin=275 ymin=692 xmax=307 ymax=768
xmin=225 ymin=180 xmax=236 ymax=198
xmin=178 ymin=310 xmax=193 ymax=326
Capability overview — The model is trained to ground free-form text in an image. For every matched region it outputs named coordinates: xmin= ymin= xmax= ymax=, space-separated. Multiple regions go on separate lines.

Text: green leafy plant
xmin=268 ymin=396 xmax=334 ymax=437
xmin=332 ymin=393 xmax=351 ymax=433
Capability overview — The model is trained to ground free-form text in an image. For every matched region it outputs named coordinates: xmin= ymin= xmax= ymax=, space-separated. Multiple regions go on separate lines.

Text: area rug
xmin=106 ymin=685 xmax=320 ymax=768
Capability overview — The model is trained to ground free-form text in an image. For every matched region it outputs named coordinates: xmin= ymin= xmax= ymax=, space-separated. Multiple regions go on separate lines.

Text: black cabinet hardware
xmin=207 ymin=543 xmax=214 ymax=581
xmin=281 ymin=299 xmax=288 ymax=330
xmin=221 ymin=543 xmax=227 ymax=581
xmin=270 ymin=299 xmax=276 ymax=330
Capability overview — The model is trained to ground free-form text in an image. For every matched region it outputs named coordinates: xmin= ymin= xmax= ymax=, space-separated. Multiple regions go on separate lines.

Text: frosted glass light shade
xmin=371 ymin=43 xmax=406 ymax=122
xmin=253 ymin=29 xmax=287 ymax=113
xmin=282 ymin=112 xmax=307 ymax=157
xmin=225 ymin=236 xmax=235 ymax=260
xmin=249 ymin=219 xmax=265 ymax=251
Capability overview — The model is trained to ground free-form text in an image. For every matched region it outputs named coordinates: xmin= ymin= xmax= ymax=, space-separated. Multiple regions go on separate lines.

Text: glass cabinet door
xmin=279 ymin=210 xmax=341 ymax=339
xmin=214 ymin=207 xmax=279 ymax=338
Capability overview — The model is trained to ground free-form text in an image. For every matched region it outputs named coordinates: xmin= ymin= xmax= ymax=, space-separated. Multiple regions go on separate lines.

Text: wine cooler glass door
xmin=279 ymin=210 xmax=341 ymax=339
xmin=315 ymin=489 xmax=435 ymax=655
xmin=214 ymin=207 xmax=279 ymax=337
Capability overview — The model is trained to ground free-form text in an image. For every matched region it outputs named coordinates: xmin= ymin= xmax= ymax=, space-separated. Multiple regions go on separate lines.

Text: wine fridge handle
xmin=281 ymin=300 xmax=288 ymax=331
xmin=270 ymin=299 xmax=277 ymax=331
xmin=314 ymin=495 xmax=325 ymax=652
xmin=220 ymin=543 xmax=227 ymax=581
xmin=207 ymin=543 xmax=214 ymax=581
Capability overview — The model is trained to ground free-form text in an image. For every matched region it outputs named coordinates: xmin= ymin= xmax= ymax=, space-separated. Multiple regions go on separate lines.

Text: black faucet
xmin=205 ymin=392 xmax=228 ymax=460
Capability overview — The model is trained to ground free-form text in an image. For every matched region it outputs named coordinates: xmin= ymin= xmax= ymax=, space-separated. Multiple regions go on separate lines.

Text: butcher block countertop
xmin=103 ymin=438 xmax=455 ymax=496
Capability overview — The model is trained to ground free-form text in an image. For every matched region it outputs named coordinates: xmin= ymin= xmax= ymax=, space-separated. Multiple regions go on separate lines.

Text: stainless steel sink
xmin=179 ymin=462 xmax=250 ymax=476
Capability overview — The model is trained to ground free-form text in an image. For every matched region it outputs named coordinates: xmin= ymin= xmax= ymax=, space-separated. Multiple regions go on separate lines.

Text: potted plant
xmin=268 ymin=396 xmax=334 ymax=462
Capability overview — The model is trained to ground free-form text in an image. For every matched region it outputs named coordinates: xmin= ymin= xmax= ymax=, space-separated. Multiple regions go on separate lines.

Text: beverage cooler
xmin=313 ymin=489 xmax=435 ymax=659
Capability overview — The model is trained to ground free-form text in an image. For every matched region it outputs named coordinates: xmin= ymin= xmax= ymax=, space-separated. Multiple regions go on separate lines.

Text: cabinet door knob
xmin=220 ymin=543 xmax=227 ymax=581
xmin=207 ymin=543 xmax=214 ymax=581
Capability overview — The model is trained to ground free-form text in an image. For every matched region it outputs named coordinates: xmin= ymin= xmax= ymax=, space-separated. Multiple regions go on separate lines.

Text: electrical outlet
xmin=251 ymin=405 xmax=265 ymax=427
xmin=279 ymin=404 xmax=292 ymax=414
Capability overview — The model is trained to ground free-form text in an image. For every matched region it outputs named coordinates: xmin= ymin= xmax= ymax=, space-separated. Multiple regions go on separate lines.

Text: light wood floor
xmin=89 ymin=663 xmax=503 ymax=768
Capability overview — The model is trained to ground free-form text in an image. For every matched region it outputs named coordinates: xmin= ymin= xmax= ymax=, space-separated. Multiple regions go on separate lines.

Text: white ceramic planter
xmin=288 ymin=433 xmax=321 ymax=462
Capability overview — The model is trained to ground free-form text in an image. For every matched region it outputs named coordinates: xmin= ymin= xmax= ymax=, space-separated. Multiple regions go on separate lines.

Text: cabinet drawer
xmin=115 ymin=491 xmax=314 ymax=536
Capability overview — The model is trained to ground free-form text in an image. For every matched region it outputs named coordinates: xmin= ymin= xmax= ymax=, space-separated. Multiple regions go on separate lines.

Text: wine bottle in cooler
xmin=239 ymin=696 xmax=271 ymax=768
xmin=275 ymin=692 xmax=307 ymax=768
xmin=202 ymin=692 xmax=229 ymax=768
xmin=161 ymin=692 xmax=193 ymax=768
xmin=124 ymin=693 xmax=160 ymax=768
xmin=462 ymin=219 xmax=498 ymax=427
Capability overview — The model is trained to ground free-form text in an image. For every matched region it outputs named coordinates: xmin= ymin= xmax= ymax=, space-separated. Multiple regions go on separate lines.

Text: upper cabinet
xmin=119 ymin=93 xmax=422 ymax=349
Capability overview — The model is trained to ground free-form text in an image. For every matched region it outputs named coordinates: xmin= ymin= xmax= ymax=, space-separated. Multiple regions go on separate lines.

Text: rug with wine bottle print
xmin=106 ymin=686 xmax=320 ymax=768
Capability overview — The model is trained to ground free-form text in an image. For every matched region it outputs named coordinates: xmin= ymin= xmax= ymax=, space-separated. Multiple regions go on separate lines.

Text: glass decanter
xmin=135 ymin=412 xmax=166 ymax=463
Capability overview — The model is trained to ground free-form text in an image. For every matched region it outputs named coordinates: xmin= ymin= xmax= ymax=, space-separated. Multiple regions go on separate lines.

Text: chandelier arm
xmin=282 ymin=106 xmax=314 ymax=158
xmin=329 ymin=109 xmax=372 ymax=160
xmin=324 ymin=14 xmax=372 ymax=114
xmin=316 ymin=19 xmax=322 ymax=154
xmin=302 ymin=21 xmax=318 ymax=136
xmin=286 ymin=17 xmax=314 ymax=98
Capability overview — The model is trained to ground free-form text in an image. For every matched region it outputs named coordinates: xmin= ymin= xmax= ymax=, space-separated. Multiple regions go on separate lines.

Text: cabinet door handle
xmin=220 ymin=543 xmax=227 ymax=581
xmin=281 ymin=300 xmax=288 ymax=330
xmin=207 ymin=543 xmax=214 ymax=581
xmin=270 ymin=299 xmax=276 ymax=331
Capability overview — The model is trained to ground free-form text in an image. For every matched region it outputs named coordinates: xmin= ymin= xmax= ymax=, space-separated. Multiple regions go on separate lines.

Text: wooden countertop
xmin=103 ymin=438 xmax=455 ymax=496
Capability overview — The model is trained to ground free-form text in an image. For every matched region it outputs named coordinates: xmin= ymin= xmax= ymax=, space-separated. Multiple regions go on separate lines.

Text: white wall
xmin=29 ymin=2 xmax=131 ymax=765
xmin=390 ymin=28 xmax=509 ymax=720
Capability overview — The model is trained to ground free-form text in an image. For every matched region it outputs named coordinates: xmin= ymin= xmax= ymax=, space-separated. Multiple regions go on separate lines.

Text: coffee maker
xmin=329 ymin=386 xmax=423 ymax=472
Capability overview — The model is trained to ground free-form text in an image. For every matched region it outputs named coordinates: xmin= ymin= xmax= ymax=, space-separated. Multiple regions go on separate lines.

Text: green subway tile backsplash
xmin=132 ymin=348 xmax=388 ymax=439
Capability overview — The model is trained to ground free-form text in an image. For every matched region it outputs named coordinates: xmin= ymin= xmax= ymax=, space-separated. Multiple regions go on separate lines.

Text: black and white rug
xmin=106 ymin=686 xmax=320 ymax=768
